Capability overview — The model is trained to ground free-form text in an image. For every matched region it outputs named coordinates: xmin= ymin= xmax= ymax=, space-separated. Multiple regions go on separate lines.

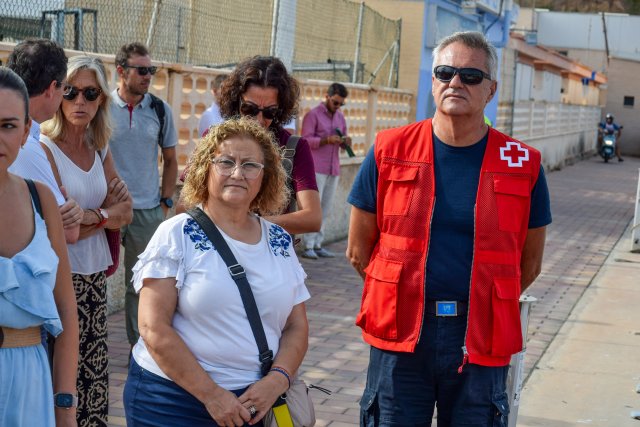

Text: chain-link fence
xmin=294 ymin=1 xmax=400 ymax=86
xmin=0 ymin=0 xmax=274 ymax=65
xmin=0 ymin=0 xmax=401 ymax=86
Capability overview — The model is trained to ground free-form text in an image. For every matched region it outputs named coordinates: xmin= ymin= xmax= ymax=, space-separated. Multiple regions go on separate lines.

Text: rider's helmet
xmin=605 ymin=113 xmax=614 ymax=122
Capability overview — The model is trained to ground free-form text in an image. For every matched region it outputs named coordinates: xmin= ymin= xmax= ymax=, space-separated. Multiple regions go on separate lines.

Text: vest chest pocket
xmin=379 ymin=162 xmax=419 ymax=216
xmin=356 ymin=256 xmax=403 ymax=340
xmin=493 ymin=176 xmax=530 ymax=232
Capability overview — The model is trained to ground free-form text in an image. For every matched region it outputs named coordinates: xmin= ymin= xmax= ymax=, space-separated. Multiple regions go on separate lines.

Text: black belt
xmin=425 ymin=300 xmax=468 ymax=317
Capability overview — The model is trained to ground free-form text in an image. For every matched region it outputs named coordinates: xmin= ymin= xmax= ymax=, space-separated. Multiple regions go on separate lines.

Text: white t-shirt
xmin=9 ymin=122 xmax=66 ymax=206
xmin=283 ymin=118 xmax=296 ymax=133
xmin=198 ymin=102 xmax=223 ymax=137
xmin=131 ymin=213 xmax=310 ymax=390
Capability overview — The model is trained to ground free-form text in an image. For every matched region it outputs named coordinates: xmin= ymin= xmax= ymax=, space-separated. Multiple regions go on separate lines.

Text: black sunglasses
xmin=62 ymin=85 xmax=102 ymax=102
xmin=240 ymin=101 xmax=280 ymax=120
xmin=434 ymin=65 xmax=492 ymax=85
xmin=124 ymin=65 xmax=158 ymax=76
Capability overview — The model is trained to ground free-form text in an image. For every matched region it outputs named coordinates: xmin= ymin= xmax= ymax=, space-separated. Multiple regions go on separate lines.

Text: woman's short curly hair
xmin=218 ymin=56 xmax=300 ymax=131
xmin=181 ymin=117 xmax=290 ymax=215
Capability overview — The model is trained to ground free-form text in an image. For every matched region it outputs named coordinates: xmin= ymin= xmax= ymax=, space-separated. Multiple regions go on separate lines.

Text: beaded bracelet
xmin=269 ymin=366 xmax=291 ymax=389
xmin=90 ymin=208 xmax=102 ymax=222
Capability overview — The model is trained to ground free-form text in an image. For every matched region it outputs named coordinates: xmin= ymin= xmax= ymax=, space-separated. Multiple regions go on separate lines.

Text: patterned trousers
xmin=73 ymin=271 xmax=109 ymax=427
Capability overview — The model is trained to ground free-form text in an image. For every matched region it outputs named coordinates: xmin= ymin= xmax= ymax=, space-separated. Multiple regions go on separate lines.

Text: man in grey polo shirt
xmin=109 ymin=42 xmax=178 ymax=347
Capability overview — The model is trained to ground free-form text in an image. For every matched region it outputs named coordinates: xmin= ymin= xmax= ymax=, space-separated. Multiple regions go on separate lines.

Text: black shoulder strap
xmin=148 ymin=93 xmax=166 ymax=148
xmin=25 ymin=179 xmax=43 ymax=219
xmin=281 ymin=135 xmax=300 ymax=177
xmin=282 ymin=135 xmax=300 ymax=213
xmin=187 ymin=207 xmax=273 ymax=376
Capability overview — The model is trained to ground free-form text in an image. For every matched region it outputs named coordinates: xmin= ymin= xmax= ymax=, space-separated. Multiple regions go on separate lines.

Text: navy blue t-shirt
xmin=347 ymin=133 xmax=552 ymax=301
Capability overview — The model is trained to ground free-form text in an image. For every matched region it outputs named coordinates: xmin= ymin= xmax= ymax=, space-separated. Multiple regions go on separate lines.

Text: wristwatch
xmin=97 ymin=208 xmax=109 ymax=228
xmin=54 ymin=393 xmax=78 ymax=409
xmin=160 ymin=197 xmax=174 ymax=208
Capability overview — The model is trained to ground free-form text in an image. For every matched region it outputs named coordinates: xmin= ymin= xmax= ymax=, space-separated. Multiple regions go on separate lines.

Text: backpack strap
xmin=25 ymin=179 xmax=43 ymax=219
xmin=148 ymin=93 xmax=166 ymax=148
xmin=282 ymin=135 xmax=299 ymax=177
xmin=282 ymin=135 xmax=300 ymax=213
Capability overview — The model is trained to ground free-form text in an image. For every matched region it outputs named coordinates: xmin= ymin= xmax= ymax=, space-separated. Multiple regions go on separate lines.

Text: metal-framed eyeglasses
xmin=212 ymin=158 xmax=265 ymax=179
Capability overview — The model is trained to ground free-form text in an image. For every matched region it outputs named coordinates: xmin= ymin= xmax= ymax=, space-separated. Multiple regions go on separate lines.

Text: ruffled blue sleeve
xmin=0 ymin=217 xmax=62 ymax=337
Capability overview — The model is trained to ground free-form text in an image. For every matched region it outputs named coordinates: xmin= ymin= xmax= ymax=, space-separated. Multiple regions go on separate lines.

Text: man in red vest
xmin=347 ymin=31 xmax=551 ymax=425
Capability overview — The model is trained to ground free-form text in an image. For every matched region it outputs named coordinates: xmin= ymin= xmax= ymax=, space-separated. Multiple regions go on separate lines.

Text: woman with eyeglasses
xmin=41 ymin=55 xmax=133 ymax=426
xmin=0 ymin=66 xmax=79 ymax=427
xmin=215 ymin=56 xmax=321 ymax=235
xmin=123 ymin=117 xmax=309 ymax=426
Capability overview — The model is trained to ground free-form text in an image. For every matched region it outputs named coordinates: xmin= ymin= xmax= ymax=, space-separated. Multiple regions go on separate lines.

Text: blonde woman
xmin=124 ymin=118 xmax=309 ymax=426
xmin=41 ymin=55 xmax=132 ymax=426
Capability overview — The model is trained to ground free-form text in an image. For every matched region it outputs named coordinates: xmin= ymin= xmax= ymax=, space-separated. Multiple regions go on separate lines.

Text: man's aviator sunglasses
xmin=240 ymin=101 xmax=280 ymax=120
xmin=433 ymin=65 xmax=492 ymax=85
xmin=124 ymin=65 xmax=158 ymax=76
xmin=63 ymin=85 xmax=102 ymax=102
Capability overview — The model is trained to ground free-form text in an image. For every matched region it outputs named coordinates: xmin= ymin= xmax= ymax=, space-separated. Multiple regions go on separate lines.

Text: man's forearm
xmin=346 ymin=207 xmax=379 ymax=279
xmin=520 ymin=227 xmax=546 ymax=292
xmin=161 ymin=159 xmax=178 ymax=198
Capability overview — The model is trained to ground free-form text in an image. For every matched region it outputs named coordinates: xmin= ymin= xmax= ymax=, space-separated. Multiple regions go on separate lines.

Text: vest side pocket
xmin=490 ymin=277 xmax=522 ymax=357
xmin=356 ymin=256 xmax=403 ymax=340
xmin=379 ymin=162 xmax=419 ymax=217
xmin=493 ymin=176 xmax=530 ymax=232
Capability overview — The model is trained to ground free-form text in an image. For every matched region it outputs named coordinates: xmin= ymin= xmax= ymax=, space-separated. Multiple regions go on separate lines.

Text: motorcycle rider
xmin=598 ymin=113 xmax=623 ymax=162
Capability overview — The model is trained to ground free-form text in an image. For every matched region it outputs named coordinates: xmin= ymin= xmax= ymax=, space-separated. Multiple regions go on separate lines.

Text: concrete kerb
xmin=518 ymin=221 xmax=640 ymax=427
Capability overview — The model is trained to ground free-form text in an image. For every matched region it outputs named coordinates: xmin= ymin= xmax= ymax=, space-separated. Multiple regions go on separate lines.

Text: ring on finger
xmin=248 ymin=405 xmax=257 ymax=417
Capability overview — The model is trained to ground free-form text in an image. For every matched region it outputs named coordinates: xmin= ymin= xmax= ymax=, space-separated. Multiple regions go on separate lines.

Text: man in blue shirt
xmin=347 ymin=31 xmax=552 ymax=426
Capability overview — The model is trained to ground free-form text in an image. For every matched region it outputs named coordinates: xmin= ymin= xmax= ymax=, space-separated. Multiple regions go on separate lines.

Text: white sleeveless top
xmin=41 ymin=136 xmax=111 ymax=274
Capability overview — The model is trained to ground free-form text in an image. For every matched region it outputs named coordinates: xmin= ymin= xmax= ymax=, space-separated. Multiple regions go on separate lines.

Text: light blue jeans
xmin=303 ymin=173 xmax=339 ymax=250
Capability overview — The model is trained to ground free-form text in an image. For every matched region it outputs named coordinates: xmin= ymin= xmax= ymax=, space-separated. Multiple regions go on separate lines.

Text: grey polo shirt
xmin=109 ymin=89 xmax=178 ymax=209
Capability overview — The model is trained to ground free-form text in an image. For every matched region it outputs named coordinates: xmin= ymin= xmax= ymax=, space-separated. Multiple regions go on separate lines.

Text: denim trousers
xmin=303 ymin=173 xmax=339 ymax=250
xmin=360 ymin=313 xmax=510 ymax=427
xmin=124 ymin=358 xmax=263 ymax=427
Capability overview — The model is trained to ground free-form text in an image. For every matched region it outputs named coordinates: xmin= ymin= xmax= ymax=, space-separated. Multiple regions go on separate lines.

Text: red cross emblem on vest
xmin=499 ymin=141 xmax=529 ymax=168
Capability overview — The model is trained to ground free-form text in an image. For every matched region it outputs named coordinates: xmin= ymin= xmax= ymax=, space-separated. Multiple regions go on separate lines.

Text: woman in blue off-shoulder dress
xmin=0 ymin=67 xmax=79 ymax=426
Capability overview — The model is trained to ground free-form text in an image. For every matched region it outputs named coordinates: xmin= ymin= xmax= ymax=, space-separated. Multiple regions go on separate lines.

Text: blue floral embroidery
xmin=268 ymin=224 xmax=292 ymax=258
xmin=183 ymin=218 xmax=214 ymax=252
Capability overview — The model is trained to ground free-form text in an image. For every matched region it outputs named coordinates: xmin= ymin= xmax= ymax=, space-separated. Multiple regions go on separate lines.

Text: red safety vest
xmin=356 ymin=119 xmax=541 ymax=367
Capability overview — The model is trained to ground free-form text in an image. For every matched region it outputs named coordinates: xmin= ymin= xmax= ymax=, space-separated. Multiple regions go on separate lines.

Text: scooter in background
xmin=600 ymin=131 xmax=616 ymax=163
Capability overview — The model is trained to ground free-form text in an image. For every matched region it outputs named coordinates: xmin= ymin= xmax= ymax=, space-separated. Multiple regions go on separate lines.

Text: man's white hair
xmin=432 ymin=31 xmax=498 ymax=80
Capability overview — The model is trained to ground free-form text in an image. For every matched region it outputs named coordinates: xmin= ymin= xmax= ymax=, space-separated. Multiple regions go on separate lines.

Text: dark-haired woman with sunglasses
xmin=215 ymin=56 xmax=321 ymax=235
xmin=41 ymin=55 xmax=133 ymax=427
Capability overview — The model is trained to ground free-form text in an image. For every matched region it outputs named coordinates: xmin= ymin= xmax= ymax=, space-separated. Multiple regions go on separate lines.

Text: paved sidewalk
xmin=107 ymin=155 xmax=640 ymax=426
xmin=518 ymin=222 xmax=640 ymax=427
